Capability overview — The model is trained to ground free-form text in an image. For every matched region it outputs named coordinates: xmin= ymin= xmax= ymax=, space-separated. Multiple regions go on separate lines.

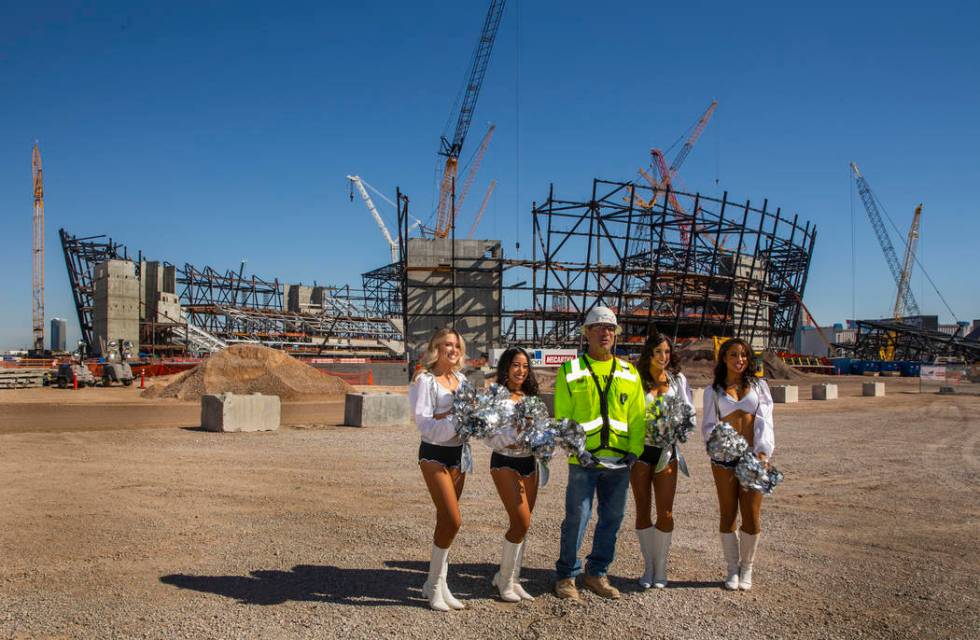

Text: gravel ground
xmin=0 ymin=387 xmax=977 ymax=639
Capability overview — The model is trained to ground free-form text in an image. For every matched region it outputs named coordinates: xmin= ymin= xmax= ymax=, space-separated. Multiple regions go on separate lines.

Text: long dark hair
xmin=637 ymin=331 xmax=680 ymax=392
xmin=496 ymin=347 xmax=539 ymax=397
xmin=713 ymin=337 xmax=759 ymax=392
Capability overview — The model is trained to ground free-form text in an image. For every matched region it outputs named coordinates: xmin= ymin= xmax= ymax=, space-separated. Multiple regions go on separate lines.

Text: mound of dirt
xmin=141 ymin=344 xmax=353 ymax=401
xmin=761 ymin=351 xmax=808 ymax=380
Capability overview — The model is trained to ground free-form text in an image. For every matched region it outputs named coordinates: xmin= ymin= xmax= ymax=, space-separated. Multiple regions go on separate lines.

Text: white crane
xmin=347 ymin=175 xmax=399 ymax=263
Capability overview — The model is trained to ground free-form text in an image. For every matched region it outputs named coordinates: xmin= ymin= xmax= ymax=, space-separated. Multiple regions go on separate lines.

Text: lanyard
xmin=582 ymin=355 xmax=617 ymax=449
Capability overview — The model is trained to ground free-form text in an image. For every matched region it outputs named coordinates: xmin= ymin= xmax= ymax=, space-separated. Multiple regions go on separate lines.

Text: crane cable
xmin=514 ymin=0 xmax=521 ymax=253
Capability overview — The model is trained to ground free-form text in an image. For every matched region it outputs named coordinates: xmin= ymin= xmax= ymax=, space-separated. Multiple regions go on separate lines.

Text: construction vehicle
xmin=101 ymin=339 xmax=135 ymax=386
xmin=52 ymin=362 xmax=96 ymax=388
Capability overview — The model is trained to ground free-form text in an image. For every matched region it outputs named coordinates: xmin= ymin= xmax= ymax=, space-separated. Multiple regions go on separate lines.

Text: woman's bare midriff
xmin=721 ymin=409 xmax=754 ymax=449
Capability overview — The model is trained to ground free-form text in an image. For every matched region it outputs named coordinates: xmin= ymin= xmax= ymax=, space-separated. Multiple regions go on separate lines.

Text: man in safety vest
xmin=554 ymin=306 xmax=646 ymax=600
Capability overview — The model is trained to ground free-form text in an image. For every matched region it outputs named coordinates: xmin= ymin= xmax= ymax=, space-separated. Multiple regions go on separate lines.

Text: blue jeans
xmin=555 ymin=463 xmax=631 ymax=579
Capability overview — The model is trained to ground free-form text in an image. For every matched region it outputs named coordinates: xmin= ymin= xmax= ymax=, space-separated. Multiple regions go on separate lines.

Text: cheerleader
xmin=700 ymin=338 xmax=774 ymax=591
xmin=409 ymin=327 xmax=469 ymax=611
xmin=630 ymin=331 xmax=696 ymax=589
xmin=483 ymin=347 xmax=539 ymax=602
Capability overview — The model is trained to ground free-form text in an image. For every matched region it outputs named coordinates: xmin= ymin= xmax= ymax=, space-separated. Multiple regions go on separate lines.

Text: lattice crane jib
xmin=32 ymin=143 xmax=45 ymax=353
xmin=850 ymin=162 xmax=920 ymax=316
xmin=434 ymin=0 xmax=507 ymax=238
xmin=894 ymin=204 xmax=922 ymax=320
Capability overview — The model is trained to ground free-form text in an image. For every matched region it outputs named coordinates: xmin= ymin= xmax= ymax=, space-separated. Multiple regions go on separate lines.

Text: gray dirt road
xmin=0 ymin=388 xmax=977 ymax=639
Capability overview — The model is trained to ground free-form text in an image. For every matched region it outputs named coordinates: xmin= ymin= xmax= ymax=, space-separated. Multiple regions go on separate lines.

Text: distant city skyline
xmin=2 ymin=1 xmax=978 ymax=350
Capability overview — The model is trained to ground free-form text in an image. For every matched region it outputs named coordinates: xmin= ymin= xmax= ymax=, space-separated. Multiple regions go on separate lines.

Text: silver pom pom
xmin=705 ymin=423 xmax=748 ymax=463
xmin=646 ymin=394 xmax=697 ymax=448
xmin=735 ymin=453 xmax=784 ymax=496
xmin=452 ymin=382 xmax=511 ymax=441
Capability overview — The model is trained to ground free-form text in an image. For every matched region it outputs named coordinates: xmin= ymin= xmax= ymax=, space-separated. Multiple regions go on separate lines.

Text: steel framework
xmin=60 ymin=229 xmax=402 ymax=357
xmin=838 ymin=319 xmax=980 ymax=362
xmin=500 ymin=179 xmax=817 ymax=353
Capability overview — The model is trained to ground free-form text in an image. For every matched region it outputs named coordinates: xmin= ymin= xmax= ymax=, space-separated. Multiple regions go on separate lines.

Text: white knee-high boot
xmin=491 ymin=539 xmax=522 ymax=603
xmin=422 ymin=545 xmax=465 ymax=611
xmin=720 ymin=532 xmax=740 ymax=590
xmin=652 ymin=528 xmax=672 ymax=589
xmin=738 ymin=532 xmax=760 ymax=591
xmin=513 ymin=537 xmax=534 ymax=600
xmin=636 ymin=527 xmax=656 ymax=589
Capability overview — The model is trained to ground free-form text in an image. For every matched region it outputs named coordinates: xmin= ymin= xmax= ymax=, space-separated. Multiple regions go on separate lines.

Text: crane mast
xmin=434 ymin=0 xmax=507 ymax=238
xmin=32 ymin=142 xmax=45 ymax=353
xmin=850 ymin=162 xmax=920 ymax=316
xmin=347 ymin=175 xmax=399 ymax=264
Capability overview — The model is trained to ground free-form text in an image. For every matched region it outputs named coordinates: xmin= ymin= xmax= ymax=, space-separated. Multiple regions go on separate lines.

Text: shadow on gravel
xmin=162 ymin=564 xmax=424 ymax=607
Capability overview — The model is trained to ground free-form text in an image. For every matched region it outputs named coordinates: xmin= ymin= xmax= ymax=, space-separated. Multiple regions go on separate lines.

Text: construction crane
xmin=454 ymin=123 xmax=495 ymax=214
xmin=347 ymin=175 xmax=399 ymax=263
xmin=850 ymin=162 xmax=920 ymax=316
xmin=32 ymin=142 xmax=45 ymax=353
xmin=894 ymin=204 xmax=922 ymax=319
xmin=631 ymin=100 xmax=717 ymax=245
xmin=466 ymin=180 xmax=496 ymax=239
xmin=433 ymin=0 xmax=507 ymax=238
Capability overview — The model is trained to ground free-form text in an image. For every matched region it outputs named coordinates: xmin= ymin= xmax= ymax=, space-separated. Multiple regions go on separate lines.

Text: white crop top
xmin=700 ymin=379 xmax=775 ymax=457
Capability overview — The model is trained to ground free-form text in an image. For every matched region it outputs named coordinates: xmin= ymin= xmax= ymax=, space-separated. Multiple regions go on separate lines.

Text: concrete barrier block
xmin=862 ymin=382 xmax=885 ymax=397
xmin=812 ymin=383 xmax=838 ymax=400
xmin=689 ymin=387 xmax=705 ymax=409
xmin=938 ymin=386 xmax=955 ymax=395
xmin=771 ymin=385 xmax=798 ymax=403
xmin=345 ymin=392 xmax=411 ymax=427
xmin=202 ymin=393 xmax=280 ymax=432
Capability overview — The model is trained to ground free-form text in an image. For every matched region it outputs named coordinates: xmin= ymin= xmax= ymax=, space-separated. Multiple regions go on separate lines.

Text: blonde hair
xmin=415 ymin=327 xmax=466 ymax=380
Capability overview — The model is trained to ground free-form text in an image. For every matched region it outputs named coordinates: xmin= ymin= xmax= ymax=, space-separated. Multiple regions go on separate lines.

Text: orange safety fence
xmin=0 ymin=358 xmax=57 ymax=369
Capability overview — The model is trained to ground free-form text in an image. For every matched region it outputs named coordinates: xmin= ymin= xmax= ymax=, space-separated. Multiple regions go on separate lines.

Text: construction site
xmin=2 ymin=2 xmax=978 ymax=639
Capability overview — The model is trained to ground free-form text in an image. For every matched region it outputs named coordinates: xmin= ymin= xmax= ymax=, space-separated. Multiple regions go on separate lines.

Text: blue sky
xmin=2 ymin=0 xmax=978 ymax=350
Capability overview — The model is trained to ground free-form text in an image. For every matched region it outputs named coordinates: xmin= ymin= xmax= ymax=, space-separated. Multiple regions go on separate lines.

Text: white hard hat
xmin=582 ymin=306 xmax=622 ymax=334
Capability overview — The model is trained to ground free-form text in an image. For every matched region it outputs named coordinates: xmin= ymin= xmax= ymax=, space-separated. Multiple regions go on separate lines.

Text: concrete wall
xmin=310 ymin=361 xmax=409 ymax=386
xmin=93 ymin=259 xmax=140 ymax=356
xmin=141 ymin=261 xmax=179 ymax=323
xmin=405 ymin=237 xmax=502 ymax=360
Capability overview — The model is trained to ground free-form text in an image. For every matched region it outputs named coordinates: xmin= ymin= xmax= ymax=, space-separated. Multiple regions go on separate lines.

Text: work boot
xmin=636 ymin=527 xmax=656 ymax=589
xmin=513 ymin=537 xmax=534 ymax=600
xmin=491 ymin=539 xmax=522 ymax=603
xmin=554 ymin=577 xmax=580 ymax=600
xmin=582 ymin=574 xmax=621 ymax=599
xmin=720 ymin=532 xmax=740 ymax=591
xmin=738 ymin=532 xmax=760 ymax=591
xmin=652 ymin=528 xmax=672 ymax=589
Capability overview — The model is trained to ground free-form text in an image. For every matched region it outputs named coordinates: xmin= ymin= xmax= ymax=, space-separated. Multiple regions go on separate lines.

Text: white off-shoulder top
xmin=700 ymin=379 xmax=775 ymax=457
xmin=409 ymin=370 xmax=467 ymax=446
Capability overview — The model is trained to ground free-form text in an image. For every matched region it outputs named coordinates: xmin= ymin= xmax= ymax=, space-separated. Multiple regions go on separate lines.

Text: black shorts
xmin=418 ymin=442 xmax=464 ymax=469
xmin=710 ymin=457 xmax=739 ymax=469
xmin=638 ymin=445 xmax=665 ymax=467
xmin=490 ymin=452 xmax=536 ymax=476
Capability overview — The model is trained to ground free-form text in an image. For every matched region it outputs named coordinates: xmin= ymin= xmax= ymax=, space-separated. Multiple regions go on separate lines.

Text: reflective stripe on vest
xmin=565 ymin=358 xmax=591 ymax=382
xmin=613 ymin=365 xmax=637 ymax=383
xmin=580 ymin=416 xmax=628 ymax=435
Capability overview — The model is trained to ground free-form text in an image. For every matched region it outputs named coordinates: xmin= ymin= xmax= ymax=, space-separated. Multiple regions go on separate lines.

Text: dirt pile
xmin=141 ymin=344 xmax=352 ymax=401
xmin=762 ymin=351 xmax=808 ymax=380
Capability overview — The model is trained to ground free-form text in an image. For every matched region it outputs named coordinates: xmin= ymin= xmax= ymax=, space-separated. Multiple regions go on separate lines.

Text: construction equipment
xmin=53 ymin=363 xmax=96 ymax=389
xmin=433 ymin=0 xmax=506 ymax=238
xmin=894 ymin=204 xmax=922 ymax=319
xmin=849 ymin=162 xmax=920 ymax=316
xmin=455 ymin=123 xmax=495 ymax=214
xmin=348 ymin=175 xmax=399 ymax=263
xmin=101 ymin=339 xmax=135 ymax=386
xmin=32 ymin=142 xmax=45 ymax=354
xmin=466 ymin=179 xmax=496 ymax=239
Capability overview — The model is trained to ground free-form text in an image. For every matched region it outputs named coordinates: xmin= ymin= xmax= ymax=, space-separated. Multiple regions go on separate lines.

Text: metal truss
xmin=59 ymin=229 xmax=129 ymax=352
xmin=838 ymin=320 xmax=980 ymax=362
xmin=499 ymin=179 xmax=817 ymax=354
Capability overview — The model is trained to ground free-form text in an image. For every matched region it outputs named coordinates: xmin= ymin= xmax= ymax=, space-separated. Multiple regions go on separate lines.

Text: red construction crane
xmin=32 ymin=142 xmax=45 ymax=353
xmin=434 ymin=0 xmax=507 ymax=238
xmin=454 ymin=123 xmax=495 ymax=214
xmin=466 ymin=180 xmax=496 ymax=239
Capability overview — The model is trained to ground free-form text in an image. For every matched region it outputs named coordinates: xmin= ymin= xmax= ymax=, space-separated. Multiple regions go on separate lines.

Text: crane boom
xmin=32 ymin=142 xmax=45 ymax=353
xmin=347 ymin=175 xmax=399 ymax=263
xmin=850 ymin=162 xmax=920 ymax=316
xmin=668 ymin=99 xmax=717 ymax=176
xmin=434 ymin=0 xmax=507 ymax=238
xmin=894 ymin=204 xmax=922 ymax=319
xmin=455 ymin=123 xmax=495 ymax=212
xmin=467 ymin=180 xmax=496 ymax=239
